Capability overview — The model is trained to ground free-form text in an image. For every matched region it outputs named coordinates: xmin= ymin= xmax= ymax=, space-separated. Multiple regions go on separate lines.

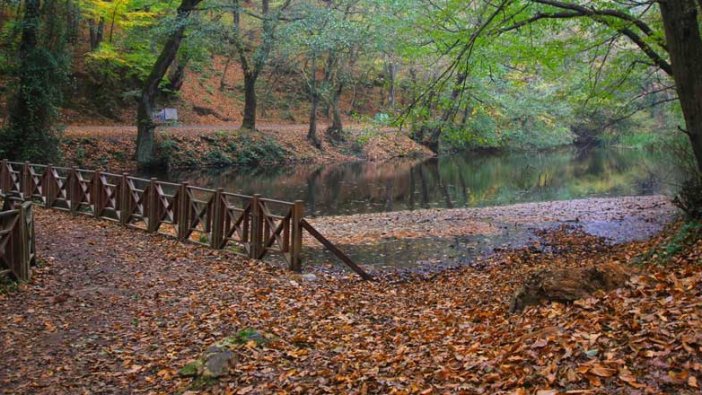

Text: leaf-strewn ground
xmin=1 ymin=208 xmax=701 ymax=394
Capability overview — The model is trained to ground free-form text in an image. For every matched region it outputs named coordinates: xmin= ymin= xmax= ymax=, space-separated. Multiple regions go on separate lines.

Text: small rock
xmin=302 ymin=273 xmax=318 ymax=282
xmin=202 ymin=347 xmax=235 ymax=378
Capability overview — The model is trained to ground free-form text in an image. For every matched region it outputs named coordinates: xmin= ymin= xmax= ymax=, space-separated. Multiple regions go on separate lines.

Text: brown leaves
xmin=1 ymin=208 xmax=701 ymax=394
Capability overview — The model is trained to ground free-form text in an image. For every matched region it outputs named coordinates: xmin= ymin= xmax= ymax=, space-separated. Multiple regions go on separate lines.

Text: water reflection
xmin=148 ymin=147 xmax=680 ymax=217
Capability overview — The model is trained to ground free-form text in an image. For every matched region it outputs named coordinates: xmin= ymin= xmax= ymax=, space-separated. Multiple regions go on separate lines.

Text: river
xmin=143 ymin=147 xmax=681 ymax=273
xmin=147 ymin=146 xmax=680 ymax=216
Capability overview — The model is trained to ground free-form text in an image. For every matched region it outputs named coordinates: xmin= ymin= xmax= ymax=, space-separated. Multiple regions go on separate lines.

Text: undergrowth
xmin=0 ymin=275 xmax=19 ymax=294
xmin=158 ymin=134 xmax=288 ymax=169
xmin=636 ymin=220 xmax=702 ymax=266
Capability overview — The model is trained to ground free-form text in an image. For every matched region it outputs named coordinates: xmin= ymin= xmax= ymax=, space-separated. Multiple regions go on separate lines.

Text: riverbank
xmin=307 ymin=195 xmax=675 ymax=245
xmin=301 ymin=195 xmax=678 ymax=273
xmin=60 ymin=124 xmax=433 ymax=172
xmin=0 ymin=204 xmax=700 ymax=393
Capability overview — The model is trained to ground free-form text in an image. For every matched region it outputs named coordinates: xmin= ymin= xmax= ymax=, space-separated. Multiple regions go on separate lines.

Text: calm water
xmin=146 ymin=147 xmax=679 ymax=217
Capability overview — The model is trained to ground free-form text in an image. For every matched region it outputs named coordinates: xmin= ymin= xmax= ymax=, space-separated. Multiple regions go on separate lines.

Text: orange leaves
xmin=2 ymin=208 xmax=702 ymax=394
xmin=617 ymin=368 xmax=645 ymax=389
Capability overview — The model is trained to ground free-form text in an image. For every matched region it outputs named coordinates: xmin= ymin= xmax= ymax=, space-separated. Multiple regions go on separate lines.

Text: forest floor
xmin=61 ymin=122 xmax=431 ymax=173
xmin=1 ymin=199 xmax=701 ymax=394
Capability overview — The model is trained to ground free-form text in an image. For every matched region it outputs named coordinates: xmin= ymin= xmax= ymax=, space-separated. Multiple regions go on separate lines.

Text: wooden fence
xmin=0 ymin=200 xmax=35 ymax=281
xmin=0 ymin=160 xmax=372 ymax=280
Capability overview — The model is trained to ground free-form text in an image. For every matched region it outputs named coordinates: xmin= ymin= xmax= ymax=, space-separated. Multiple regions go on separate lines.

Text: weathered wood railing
xmin=0 ymin=200 xmax=35 ymax=281
xmin=0 ymin=160 xmax=372 ymax=280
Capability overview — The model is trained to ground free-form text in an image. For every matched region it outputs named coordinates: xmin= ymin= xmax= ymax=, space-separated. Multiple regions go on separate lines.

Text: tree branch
xmin=502 ymin=0 xmax=672 ymax=75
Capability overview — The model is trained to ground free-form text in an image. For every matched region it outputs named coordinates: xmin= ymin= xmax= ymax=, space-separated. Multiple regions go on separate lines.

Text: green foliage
xmin=0 ymin=1 xmax=70 ymax=163
xmin=229 ymin=328 xmax=267 ymax=346
xmin=0 ymin=274 xmax=20 ymax=294
xmin=229 ymin=136 xmax=287 ymax=168
xmin=205 ymin=149 xmax=233 ymax=167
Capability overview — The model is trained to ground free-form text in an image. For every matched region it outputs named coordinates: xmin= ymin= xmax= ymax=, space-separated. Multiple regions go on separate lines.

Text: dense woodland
xmin=0 ymin=1 xmax=698 ymax=166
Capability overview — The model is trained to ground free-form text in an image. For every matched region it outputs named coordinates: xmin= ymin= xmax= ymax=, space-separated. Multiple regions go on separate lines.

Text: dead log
xmin=509 ymin=262 xmax=631 ymax=313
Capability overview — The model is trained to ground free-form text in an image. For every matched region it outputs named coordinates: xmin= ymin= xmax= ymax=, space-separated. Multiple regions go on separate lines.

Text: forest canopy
xmin=0 ymin=0 xmax=698 ymax=171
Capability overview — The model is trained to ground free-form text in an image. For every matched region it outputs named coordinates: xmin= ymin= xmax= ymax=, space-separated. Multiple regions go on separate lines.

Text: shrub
xmin=205 ymin=149 xmax=233 ymax=167
xmin=234 ymin=137 xmax=287 ymax=167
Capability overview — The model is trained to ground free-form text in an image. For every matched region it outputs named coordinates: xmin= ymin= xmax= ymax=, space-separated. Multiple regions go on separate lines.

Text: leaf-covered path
xmin=1 ymin=208 xmax=701 ymax=394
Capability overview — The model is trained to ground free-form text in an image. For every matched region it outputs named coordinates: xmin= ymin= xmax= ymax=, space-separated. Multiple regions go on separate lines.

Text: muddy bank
xmin=304 ymin=195 xmax=677 ymax=272
xmin=60 ymin=124 xmax=432 ymax=172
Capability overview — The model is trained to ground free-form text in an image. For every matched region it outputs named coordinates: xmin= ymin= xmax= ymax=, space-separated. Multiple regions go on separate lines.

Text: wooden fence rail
xmin=0 ymin=200 xmax=35 ymax=281
xmin=0 ymin=159 xmax=372 ymax=280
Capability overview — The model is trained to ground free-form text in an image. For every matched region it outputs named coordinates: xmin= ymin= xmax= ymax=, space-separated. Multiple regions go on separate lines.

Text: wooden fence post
xmin=42 ymin=164 xmax=53 ymax=207
xmin=119 ymin=173 xmax=129 ymax=226
xmin=147 ymin=178 xmax=159 ymax=233
xmin=22 ymin=162 xmax=31 ymax=201
xmin=249 ymin=194 xmax=263 ymax=259
xmin=16 ymin=202 xmax=30 ymax=281
xmin=211 ymin=188 xmax=224 ymax=249
xmin=69 ymin=167 xmax=78 ymax=214
xmin=290 ymin=200 xmax=304 ymax=272
xmin=92 ymin=170 xmax=102 ymax=218
xmin=177 ymin=182 xmax=189 ymax=240
xmin=0 ymin=159 xmax=7 ymax=194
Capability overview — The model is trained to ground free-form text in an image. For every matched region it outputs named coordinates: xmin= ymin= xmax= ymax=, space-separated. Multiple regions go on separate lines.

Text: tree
xmin=230 ymin=0 xmax=293 ymax=130
xmin=658 ymin=0 xmax=702 ymax=172
xmin=429 ymin=0 xmax=702 ymax=170
xmin=135 ymin=0 xmax=203 ymax=167
xmin=0 ymin=0 xmax=69 ymax=163
xmin=280 ymin=0 xmax=377 ymax=145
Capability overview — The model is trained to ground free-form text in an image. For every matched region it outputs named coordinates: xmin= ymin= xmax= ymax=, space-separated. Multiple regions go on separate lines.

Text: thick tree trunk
xmin=136 ymin=0 xmax=200 ymax=167
xmin=658 ymin=0 xmax=702 ymax=172
xmin=241 ymin=72 xmax=257 ymax=130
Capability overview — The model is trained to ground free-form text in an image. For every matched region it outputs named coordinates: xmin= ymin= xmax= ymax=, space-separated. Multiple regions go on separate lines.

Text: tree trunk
xmin=327 ymin=83 xmax=344 ymax=141
xmin=658 ymin=0 xmax=702 ymax=172
xmin=386 ymin=61 xmax=397 ymax=108
xmin=88 ymin=18 xmax=104 ymax=50
xmin=219 ymin=56 xmax=232 ymax=90
xmin=241 ymin=72 xmax=257 ymax=130
xmin=65 ymin=0 xmax=80 ymax=44
xmin=308 ymin=92 xmax=321 ymax=148
xmin=136 ymin=0 xmax=201 ymax=167
xmin=166 ymin=59 xmax=188 ymax=92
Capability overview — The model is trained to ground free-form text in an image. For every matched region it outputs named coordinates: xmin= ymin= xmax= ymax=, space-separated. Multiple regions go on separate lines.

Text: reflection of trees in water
xmin=160 ymin=147 xmax=676 ymax=215
xmin=425 ymin=159 xmax=453 ymax=208
xmin=306 ymin=167 xmax=323 ymax=216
